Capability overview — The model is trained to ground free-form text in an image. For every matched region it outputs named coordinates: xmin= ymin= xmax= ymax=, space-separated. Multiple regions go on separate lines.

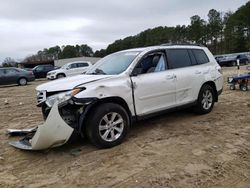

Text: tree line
xmin=2 ymin=1 xmax=249 ymax=65
xmin=23 ymin=44 xmax=94 ymax=63
xmin=95 ymin=2 xmax=250 ymax=57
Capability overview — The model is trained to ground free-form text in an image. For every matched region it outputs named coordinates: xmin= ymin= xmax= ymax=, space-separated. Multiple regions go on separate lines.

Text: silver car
xmin=0 ymin=67 xmax=35 ymax=86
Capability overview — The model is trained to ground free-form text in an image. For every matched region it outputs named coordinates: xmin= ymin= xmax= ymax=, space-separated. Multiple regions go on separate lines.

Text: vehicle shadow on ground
xmin=0 ymin=80 xmax=48 ymax=89
xmin=0 ymin=84 xmax=29 ymax=88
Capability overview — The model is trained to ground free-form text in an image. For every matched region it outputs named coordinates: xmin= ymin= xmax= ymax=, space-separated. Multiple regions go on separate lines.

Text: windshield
xmin=86 ymin=51 xmax=140 ymax=75
xmin=61 ymin=63 xmax=69 ymax=69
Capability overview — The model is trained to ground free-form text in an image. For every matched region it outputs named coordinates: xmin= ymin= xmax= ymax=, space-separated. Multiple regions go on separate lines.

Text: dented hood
xmin=36 ymin=74 xmax=112 ymax=92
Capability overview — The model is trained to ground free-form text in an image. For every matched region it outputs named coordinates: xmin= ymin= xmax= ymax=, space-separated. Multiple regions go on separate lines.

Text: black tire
xmin=85 ymin=103 xmax=130 ymax=148
xmin=230 ymin=84 xmax=236 ymax=90
xmin=57 ymin=74 xmax=65 ymax=79
xmin=18 ymin=77 xmax=27 ymax=86
xmin=240 ymin=84 xmax=248 ymax=91
xmin=194 ymin=85 xmax=215 ymax=115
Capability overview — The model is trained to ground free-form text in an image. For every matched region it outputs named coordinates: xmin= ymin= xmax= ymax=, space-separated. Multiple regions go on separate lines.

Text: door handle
xmin=195 ymin=70 xmax=202 ymax=74
xmin=166 ymin=75 xmax=176 ymax=80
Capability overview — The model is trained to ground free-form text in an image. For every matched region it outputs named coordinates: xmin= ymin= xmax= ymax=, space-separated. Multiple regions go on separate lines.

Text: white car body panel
xmin=131 ymin=70 xmax=176 ymax=115
xmin=38 ymin=74 xmax=113 ymax=92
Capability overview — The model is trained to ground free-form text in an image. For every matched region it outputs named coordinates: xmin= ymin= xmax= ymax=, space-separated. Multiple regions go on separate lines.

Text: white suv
xmin=9 ymin=45 xmax=223 ymax=150
xmin=47 ymin=61 xmax=92 ymax=80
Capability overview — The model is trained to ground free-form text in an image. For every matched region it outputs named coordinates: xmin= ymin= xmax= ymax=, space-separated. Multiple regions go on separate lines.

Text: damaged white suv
xmin=9 ymin=45 xmax=223 ymax=150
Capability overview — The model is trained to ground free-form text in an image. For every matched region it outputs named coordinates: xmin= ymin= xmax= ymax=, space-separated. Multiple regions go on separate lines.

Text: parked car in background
xmin=215 ymin=54 xmax=249 ymax=66
xmin=0 ymin=67 xmax=35 ymax=86
xmin=32 ymin=64 xmax=55 ymax=79
xmin=47 ymin=61 xmax=92 ymax=80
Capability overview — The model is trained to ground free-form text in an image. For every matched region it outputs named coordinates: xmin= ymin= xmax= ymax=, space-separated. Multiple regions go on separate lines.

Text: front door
xmin=131 ymin=51 xmax=176 ymax=116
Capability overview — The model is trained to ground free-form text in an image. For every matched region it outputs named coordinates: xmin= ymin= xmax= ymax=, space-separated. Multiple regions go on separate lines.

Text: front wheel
xmin=85 ymin=103 xmax=130 ymax=148
xmin=230 ymin=84 xmax=236 ymax=90
xmin=194 ymin=85 xmax=215 ymax=115
xmin=57 ymin=74 xmax=65 ymax=79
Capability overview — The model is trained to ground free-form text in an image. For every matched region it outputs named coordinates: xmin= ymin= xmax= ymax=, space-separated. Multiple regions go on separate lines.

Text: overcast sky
xmin=0 ymin=0 xmax=248 ymax=62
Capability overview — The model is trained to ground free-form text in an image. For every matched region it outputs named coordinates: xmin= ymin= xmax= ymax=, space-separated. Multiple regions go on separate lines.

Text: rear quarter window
xmin=192 ymin=49 xmax=209 ymax=64
xmin=166 ymin=49 xmax=192 ymax=69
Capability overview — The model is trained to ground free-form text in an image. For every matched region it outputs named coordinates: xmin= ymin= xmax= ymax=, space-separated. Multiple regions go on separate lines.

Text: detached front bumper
xmin=8 ymin=101 xmax=74 ymax=150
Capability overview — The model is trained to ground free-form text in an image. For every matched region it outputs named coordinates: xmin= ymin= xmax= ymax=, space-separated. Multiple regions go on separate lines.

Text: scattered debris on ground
xmin=0 ymin=67 xmax=249 ymax=187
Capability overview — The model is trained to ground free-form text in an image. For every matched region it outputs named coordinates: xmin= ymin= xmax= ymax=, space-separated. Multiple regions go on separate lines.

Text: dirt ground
xmin=0 ymin=67 xmax=250 ymax=188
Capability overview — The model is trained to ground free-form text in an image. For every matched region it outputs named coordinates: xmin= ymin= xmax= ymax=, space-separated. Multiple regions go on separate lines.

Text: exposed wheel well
xmin=201 ymin=81 xmax=218 ymax=102
xmin=57 ymin=73 xmax=66 ymax=77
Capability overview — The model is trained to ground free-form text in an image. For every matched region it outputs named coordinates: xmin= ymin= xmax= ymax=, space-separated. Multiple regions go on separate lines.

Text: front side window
xmin=166 ymin=49 xmax=191 ymax=69
xmin=69 ymin=63 xmax=78 ymax=69
xmin=86 ymin=51 xmax=140 ymax=75
xmin=192 ymin=49 xmax=209 ymax=64
xmin=133 ymin=52 xmax=167 ymax=75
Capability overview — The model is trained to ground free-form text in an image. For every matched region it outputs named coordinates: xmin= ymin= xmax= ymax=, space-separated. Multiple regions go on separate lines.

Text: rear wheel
xmin=240 ymin=84 xmax=248 ymax=91
xmin=18 ymin=78 xmax=27 ymax=86
xmin=194 ymin=85 xmax=215 ymax=114
xmin=85 ymin=103 xmax=130 ymax=148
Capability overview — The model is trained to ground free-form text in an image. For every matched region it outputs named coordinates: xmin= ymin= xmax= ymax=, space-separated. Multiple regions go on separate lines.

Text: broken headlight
xmin=45 ymin=88 xmax=82 ymax=107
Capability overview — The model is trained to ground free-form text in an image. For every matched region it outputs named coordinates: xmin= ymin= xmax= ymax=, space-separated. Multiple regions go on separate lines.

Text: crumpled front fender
xmin=9 ymin=101 xmax=74 ymax=150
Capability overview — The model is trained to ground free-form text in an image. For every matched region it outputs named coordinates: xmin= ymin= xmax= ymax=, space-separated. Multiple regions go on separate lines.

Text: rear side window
xmin=166 ymin=49 xmax=191 ymax=69
xmin=192 ymin=49 xmax=209 ymax=64
xmin=77 ymin=63 xmax=89 ymax=67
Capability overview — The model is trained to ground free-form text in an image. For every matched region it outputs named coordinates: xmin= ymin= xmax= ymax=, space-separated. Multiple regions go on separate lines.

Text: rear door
xmin=166 ymin=49 xmax=197 ymax=105
xmin=44 ymin=65 xmax=54 ymax=77
xmin=131 ymin=50 xmax=176 ymax=116
xmin=77 ymin=62 xmax=90 ymax=74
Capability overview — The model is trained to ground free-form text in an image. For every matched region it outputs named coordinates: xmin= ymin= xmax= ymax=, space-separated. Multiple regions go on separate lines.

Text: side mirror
xmin=66 ymin=67 xmax=70 ymax=70
xmin=131 ymin=68 xmax=143 ymax=77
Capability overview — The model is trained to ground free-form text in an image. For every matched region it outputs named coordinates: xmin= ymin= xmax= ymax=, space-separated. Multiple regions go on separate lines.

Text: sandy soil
xmin=0 ymin=67 xmax=250 ymax=188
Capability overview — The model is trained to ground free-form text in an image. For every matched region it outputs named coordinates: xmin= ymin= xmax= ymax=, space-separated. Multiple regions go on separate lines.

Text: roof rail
xmin=160 ymin=43 xmax=205 ymax=47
